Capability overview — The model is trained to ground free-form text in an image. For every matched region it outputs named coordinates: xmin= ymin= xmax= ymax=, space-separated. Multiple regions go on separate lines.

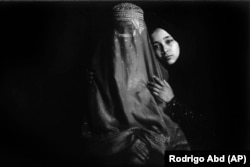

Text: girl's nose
xmin=162 ymin=45 xmax=170 ymax=54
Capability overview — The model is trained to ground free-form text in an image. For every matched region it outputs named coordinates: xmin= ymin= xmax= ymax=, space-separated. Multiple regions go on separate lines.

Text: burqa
xmin=82 ymin=3 xmax=189 ymax=166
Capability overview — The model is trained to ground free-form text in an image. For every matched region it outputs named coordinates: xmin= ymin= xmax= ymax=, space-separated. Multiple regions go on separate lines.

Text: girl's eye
xmin=153 ymin=45 xmax=160 ymax=50
xmin=165 ymin=39 xmax=174 ymax=45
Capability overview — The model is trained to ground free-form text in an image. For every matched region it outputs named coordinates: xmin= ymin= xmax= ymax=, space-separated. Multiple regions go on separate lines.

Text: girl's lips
xmin=164 ymin=55 xmax=172 ymax=59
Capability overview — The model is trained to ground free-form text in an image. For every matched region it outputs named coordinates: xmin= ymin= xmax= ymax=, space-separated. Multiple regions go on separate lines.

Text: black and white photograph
xmin=0 ymin=0 xmax=249 ymax=166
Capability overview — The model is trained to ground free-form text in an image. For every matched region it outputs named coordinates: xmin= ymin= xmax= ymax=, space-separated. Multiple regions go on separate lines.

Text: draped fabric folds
xmin=82 ymin=3 xmax=189 ymax=166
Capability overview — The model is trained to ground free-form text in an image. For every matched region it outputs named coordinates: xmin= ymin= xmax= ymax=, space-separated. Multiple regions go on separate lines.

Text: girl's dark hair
xmin=145 ymin=12 xmax=180 ymax=41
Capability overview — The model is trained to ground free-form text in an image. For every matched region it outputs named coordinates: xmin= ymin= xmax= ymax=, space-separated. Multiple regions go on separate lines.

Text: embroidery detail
xmin=113 ymin=3 xmax=145 ymax=35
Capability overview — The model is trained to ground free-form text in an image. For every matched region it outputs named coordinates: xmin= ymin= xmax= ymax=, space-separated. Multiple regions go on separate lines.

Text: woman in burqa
xmin=82 ymin=3 xmax=189 ymax=166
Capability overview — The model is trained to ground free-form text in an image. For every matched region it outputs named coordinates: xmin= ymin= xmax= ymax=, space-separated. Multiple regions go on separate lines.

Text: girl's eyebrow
xmin=152 ymin=35 xmax=172 ymax=44
xmin=152 ymin=41 xmax=160 ymax=45
xmin=163 ymin=36 xmax=172 ymax=40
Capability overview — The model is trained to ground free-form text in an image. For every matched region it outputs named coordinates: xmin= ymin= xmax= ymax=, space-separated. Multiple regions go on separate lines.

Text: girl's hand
xmin=148 ymin=76 xmax=174 ymax=103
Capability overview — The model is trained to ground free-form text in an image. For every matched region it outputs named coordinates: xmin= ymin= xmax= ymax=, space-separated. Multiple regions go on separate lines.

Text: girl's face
xmin=151 ymin=28 xmax=180 ymax=65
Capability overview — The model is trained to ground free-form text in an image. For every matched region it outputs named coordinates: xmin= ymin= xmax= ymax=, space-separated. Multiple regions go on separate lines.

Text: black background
xmin=0 ymin=1 xmax=249 ymax=166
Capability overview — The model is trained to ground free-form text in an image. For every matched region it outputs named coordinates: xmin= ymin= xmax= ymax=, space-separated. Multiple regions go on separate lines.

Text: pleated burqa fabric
xmin=82 ymin=3 xmax=189 ymax=166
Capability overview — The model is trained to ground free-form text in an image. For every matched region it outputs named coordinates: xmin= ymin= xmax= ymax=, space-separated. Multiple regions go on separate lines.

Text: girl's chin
xmin=167 ymin=58 xmax=178 ymax=65
xmin=164 ymin=59 xmax=174 ymax=65
xmin=159 ymin=57 xmax=177 ymax=66
xmin=167 ymin=61 xmax=175 ymax=65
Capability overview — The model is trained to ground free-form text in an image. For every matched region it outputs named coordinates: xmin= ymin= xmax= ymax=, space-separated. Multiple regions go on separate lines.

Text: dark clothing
xmin=164 ymin=97 xmax=210 ymax=150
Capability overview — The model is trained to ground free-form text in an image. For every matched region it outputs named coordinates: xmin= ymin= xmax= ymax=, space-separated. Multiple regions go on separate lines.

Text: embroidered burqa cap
xmin=113 ymin=3 xmax=144 ymax=35
xmin=83 ymin=3 xmax=189 ymax=166
xmin=113 ymin=3 xmax=144 ymax=20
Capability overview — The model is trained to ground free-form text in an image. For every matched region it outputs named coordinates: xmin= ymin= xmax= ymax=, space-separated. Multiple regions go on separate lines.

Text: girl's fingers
xmin=151 ymin=87 xmax=160 ymax=93
xmin=153 ymin=76 xmax=164 ymax=86
xmin=152 ymin=91 xmax=159 ymax=96
xmin=163 ymin=79 xmax=168 ymax=85
xmin=148 ymin=82 xmax=162 ymax=89
xmin=163 ymin=79 xmax=171 ymax=88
